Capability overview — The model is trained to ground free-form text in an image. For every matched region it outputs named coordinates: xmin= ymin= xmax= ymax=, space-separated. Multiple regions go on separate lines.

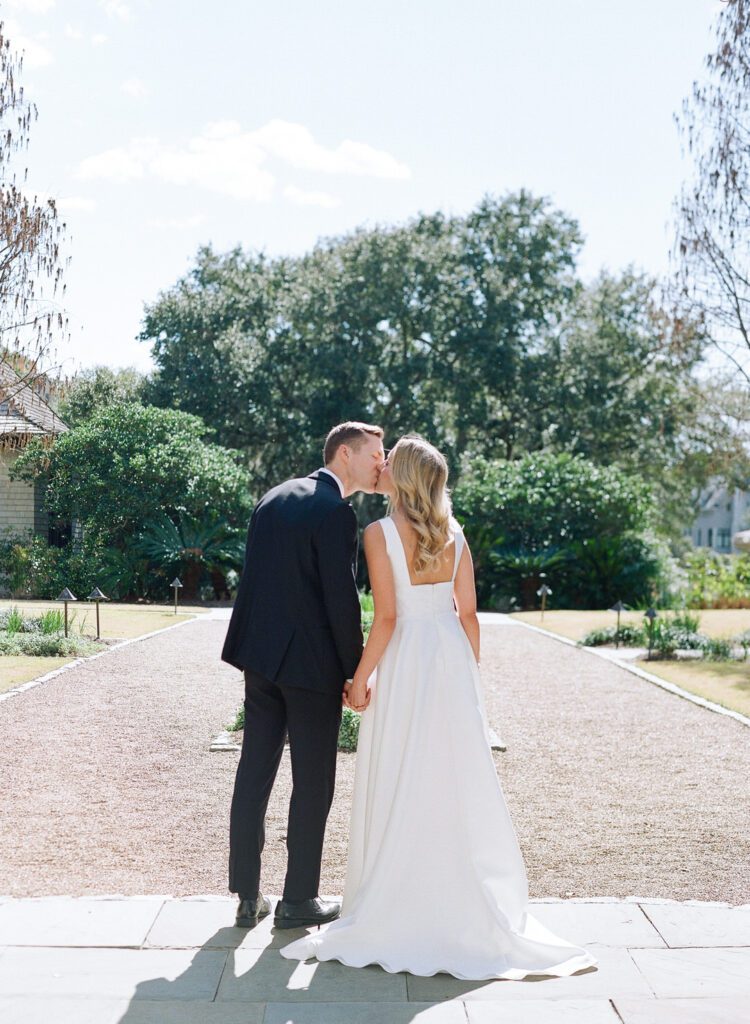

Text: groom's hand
xmin=342 ymin=680 xmax=353 ymax=709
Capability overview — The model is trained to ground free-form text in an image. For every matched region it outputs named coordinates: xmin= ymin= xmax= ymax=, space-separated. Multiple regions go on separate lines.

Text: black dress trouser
xmin=228 ymin=669 xmax=343 ymax=902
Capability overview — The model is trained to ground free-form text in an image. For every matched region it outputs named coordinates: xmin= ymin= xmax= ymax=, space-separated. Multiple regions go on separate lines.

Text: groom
xmin=222 ymin=421 xmax=386 ymax=929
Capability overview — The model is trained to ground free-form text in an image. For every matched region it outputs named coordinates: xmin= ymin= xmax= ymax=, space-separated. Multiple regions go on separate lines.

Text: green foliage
xmin=359 ymin=590 xmax=374 ymax=637
xmin=140 ymin=193 xmax=583 ymax=487
xmin=581 ymin=624 xmax=645 ymax=647
xmin=58 ymin=366 xmax=148 ymax=427
xmin=133 ymin=511 xmax=246 ymax=598
xmin=1 ymin=605 xmax=24 ymax=634
xmin=582 ymin=611 xmax=736 ymax=662
xmin=0 ymin=632 xmax=100 ymax=657
xmin=0 ymin=531 xmax=117 ymax=601
xmin=228 ymin=704 xmax=245 ymax=732
xmin=453 ymin=451 xmax=662 ymax=608
xmin=337 ymin=707 xmax=361 ymax=752
xmin=7 ymin=402 xmax=252 ymax=599
xmin=139 ymin=193 xmax=720 ymax=526
xmin=228 ymin=701 xmax=363 ymax=752
xmin=10 ymin=402 xmax=252 ymax=549
xmin=681 ymin=548 xmax=750 ymax=608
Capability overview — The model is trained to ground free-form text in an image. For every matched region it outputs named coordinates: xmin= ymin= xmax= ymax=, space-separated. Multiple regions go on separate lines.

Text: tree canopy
xmin=141 ymin=191 xmax=717 ymax=531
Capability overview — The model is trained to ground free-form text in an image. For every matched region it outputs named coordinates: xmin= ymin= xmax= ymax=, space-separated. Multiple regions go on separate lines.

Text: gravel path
xmin=0 ymin=617 xmax=748 ymax=902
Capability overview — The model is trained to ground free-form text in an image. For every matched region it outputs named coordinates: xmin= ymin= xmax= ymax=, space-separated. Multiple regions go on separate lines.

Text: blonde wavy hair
xmin=389 ymin=435 xmax=453 ymax=574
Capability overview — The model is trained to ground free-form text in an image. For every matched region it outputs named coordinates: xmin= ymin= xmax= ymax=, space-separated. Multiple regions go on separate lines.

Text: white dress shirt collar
xmin=319 ymin=467 xmax=346 ymax=498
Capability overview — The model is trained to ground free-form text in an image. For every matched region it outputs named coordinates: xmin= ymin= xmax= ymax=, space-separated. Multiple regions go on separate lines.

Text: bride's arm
xmin=454 ymin=539 xmax=480 ymax=664
xmin=347 ymin=522 xmax=397 ymax=711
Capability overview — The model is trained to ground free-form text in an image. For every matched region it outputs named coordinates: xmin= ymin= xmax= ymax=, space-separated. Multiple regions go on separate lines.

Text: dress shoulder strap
xmin=379 ymin=516 xmax=408 ymax=582
xmin=451 ymin=519 xmax=465 ymax=582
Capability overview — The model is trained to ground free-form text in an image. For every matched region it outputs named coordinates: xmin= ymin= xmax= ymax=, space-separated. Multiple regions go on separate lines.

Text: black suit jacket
xmin=221 ymin=470 xmax=364 ymax=694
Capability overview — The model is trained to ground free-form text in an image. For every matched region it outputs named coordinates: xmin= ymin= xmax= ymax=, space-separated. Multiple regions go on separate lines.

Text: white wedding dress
xmin=280 ymin=516 xmax=598 ymax=980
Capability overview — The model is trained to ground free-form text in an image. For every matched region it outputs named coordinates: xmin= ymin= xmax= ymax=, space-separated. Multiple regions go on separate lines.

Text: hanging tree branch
xmin=0 ymin=19 xmax=70 ymax=402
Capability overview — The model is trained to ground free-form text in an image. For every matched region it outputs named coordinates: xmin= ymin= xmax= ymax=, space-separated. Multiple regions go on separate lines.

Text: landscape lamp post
xmin=609 ymin=600 xmax=627 ymax=649
xmin=171 ymin=577 xmax=183 ymax=615
xmin=56 ymin=588 xmax=77 ymax=638
xmin=536 ymin=583 xmax=552 ymax=622
xmin=87 ymin=587 xmax=109 ymax=640
xmin=644 ymin=607 xmax=658 ymax=661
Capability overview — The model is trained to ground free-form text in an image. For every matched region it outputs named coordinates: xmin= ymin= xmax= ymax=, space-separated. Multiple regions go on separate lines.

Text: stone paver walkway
xmin=0 ymin=895 xmax=748 ymax=1022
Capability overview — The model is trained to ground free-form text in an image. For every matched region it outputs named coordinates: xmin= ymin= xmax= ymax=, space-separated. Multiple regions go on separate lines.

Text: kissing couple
xmin=221 ymin=421 xmax=597 ymax=980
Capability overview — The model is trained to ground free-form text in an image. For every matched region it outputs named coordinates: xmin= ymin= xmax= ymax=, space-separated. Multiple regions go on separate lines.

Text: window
xmin=707 ymin=527 xmax=714 ymax=547
xmin=696 ymin=528 xmax=702 ymax=545
xmin=717 ymin=528 xmax=731 ymax=551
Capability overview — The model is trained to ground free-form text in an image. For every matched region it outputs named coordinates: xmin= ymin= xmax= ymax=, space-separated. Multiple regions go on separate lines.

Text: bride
xmin=280 ymin=435 xmax=598 ymax=980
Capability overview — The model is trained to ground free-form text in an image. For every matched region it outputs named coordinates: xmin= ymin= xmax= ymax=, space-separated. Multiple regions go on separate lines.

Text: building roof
xmin=0 ymin=361 xmax=68 ymax=438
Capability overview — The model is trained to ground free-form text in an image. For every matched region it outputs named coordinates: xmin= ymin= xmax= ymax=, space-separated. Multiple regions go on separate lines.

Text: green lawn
xmin=641 ymin=660 xmax=750 ymax=719
xmin=0 ymin=601 xmax=205 ymax=692
xmin=0 ymin=655 xmax=73 ymax=695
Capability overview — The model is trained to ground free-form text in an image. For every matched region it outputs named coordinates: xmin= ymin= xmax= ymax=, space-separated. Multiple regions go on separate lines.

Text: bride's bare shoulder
xmin=364 ymin=519 xmax=389 ymax=544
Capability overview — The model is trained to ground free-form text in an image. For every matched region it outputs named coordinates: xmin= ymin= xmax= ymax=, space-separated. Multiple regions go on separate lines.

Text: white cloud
xmin=91 ymin=33 xmax=108 ymax=46
xmin=121 ymin=77 xmax=148 ymax=99
xmin=99 ymin=0 xmax=131 ymax=21
xmin=57 ymin=196 xmax=96 ymax=213
xmin=75 ymin=119 xmax=411 ymax=202
xmin=4 ymin=19 xmax=53 ymax=68
xmin=284 ymin=185 xmax=340 ymax=208
xmin=5 ymin=0 xmax=55 ymax=13
xmin=147 ymin=214 xmax=207 ymax=229
xmin=20 ymin=188 xmax=95 ymax=213
xmin=255 ymin=120 xmax=411 ymax=179
xmin=64 ymin=24 xmax=83 ymax=40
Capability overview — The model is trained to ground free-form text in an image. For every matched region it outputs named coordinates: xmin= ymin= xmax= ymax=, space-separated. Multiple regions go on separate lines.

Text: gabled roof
xmin=0 ymin=361 xmax=68 ymax=437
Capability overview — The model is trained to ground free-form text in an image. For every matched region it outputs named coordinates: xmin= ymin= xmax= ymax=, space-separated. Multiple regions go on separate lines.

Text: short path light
xmin=644 ymin=607 xmax=658 ymax=661
xmin=536 ymin=583 xmax=552 ymax=622
xmin=171 ymin=577 xmax=183 ymax=615
xmin=609 ymin=600 xmax=627 ymax=649
xmin=87 ymin=587 xmax=109 ymax=640
xmin=56 ymin=587 xmax=77 ymax=638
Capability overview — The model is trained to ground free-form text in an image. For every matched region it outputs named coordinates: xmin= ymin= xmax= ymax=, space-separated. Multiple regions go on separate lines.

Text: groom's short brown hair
xmin=323 ymin=421 xmax=384 ymax=465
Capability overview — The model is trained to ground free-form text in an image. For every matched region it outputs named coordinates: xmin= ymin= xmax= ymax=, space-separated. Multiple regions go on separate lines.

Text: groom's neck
xmin=324 ymin=460 xmax=353 ymax=497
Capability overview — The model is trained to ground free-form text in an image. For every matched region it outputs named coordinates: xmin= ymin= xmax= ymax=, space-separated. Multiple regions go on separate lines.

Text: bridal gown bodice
xmin=280 ymin=516 xmax=598 ymax=981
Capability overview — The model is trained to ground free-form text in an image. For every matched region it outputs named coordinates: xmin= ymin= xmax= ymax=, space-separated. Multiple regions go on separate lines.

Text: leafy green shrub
xmin=453 ymin=452 xmax=664 ymax=609
xmin=11 ymin=403 xmax=253 ymax=548
xmin=0 ymin=606 xmax=26 ymax=634
xmin=0 ymin=633 xmax=101 ymax=657
xmin=228 ymin=704 xmax=245 ymax=732
xmin=681 ymin=549 xmax=750 ymax=608
xmin=580 ymin=624 xmax=645 ymax=647
xmin=228 ymin=700 xmax=364 ymax=752
xmin=670 ymin=610 xmax=701 ymax=633
xmin=37 ymin=609 xmax=64 ymax=634
xmin=337 ymin=707 xmax=361 ymax=752
xmin=703 ymin=637 xmax=733 ymax=661
xmin=359 ymin=591 xmax=374 ymax=637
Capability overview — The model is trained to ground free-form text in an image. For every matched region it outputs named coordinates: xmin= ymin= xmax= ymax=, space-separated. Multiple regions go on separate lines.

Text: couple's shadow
xmin=112 ymin=915 xmax=420 ymax=1023
xmin=112 ymin=911 xmax=594 ymax=1022
xmin=113 ymin=916 xmax=307 ymax=1021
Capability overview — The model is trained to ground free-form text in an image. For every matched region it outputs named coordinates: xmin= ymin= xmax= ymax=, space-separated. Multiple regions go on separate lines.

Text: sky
xmin=3 ymin=0 xmax=725 ymax=377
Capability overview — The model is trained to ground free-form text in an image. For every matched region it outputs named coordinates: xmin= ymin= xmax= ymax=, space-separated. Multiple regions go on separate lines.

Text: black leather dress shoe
xmin=274 ymin=896 xmax=342 ymax=929
xmin=235 ymin=893 xmax=272 ymax=928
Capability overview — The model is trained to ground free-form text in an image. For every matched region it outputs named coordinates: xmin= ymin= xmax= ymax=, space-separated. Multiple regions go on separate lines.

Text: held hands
xmin=342 ymin=675 xmax=371 ymax=713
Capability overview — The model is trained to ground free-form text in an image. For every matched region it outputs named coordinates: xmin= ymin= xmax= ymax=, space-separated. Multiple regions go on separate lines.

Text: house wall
xmin=685 ymin=485 xmax=750 ymax=553
xmin=0 ymin=449 xmax=35 ymax=537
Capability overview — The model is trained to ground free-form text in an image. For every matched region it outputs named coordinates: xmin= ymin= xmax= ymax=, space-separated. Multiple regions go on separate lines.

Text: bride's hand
xmin=349 ymin=675 xmax=371 ymax=712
